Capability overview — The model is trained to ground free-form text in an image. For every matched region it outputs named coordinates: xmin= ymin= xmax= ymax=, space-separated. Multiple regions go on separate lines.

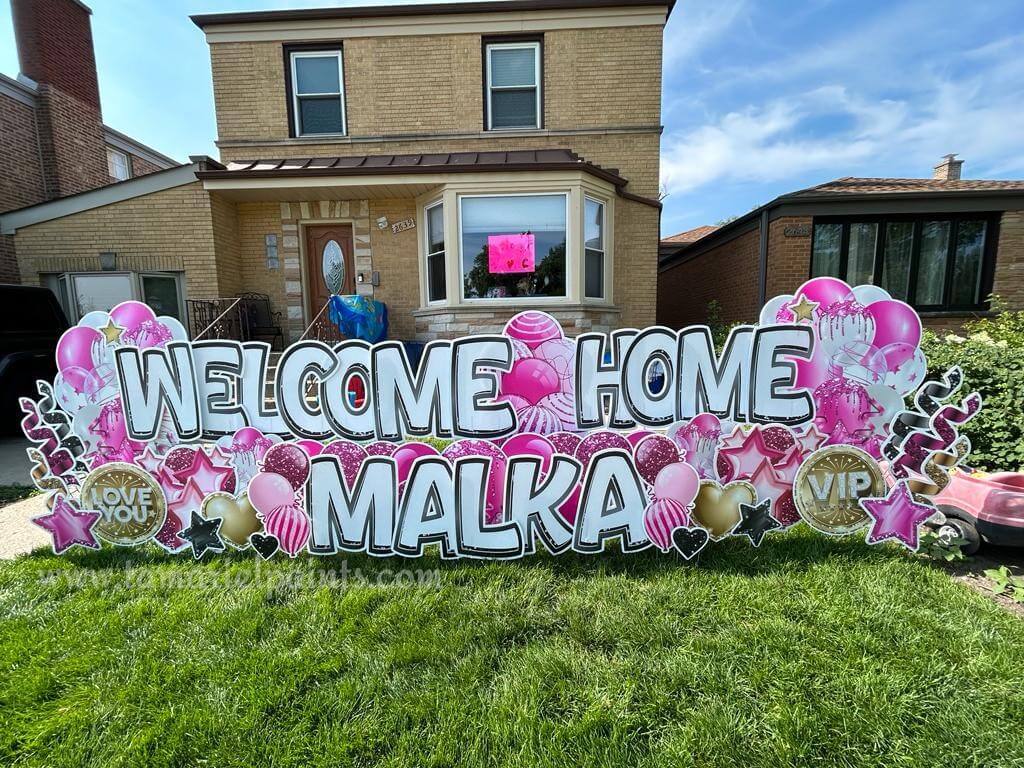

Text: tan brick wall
xmin=369 ymin=199 xmax=420 ymax=340
xmin=993 ymin=210 xmax=1024 ymax=309
xmin=209 ymin=26 xmax=662 ymax=142
xmin=764 ymin=216 xmax=813 ymax=300
xmin=13 ymin=182 xmax=223 ymax=302
xmin=657 ymin=226 xmax=760 ymax=328
xmin=614 ymin=197 xmax=659 ymax=328
xmin=236 ymin=201 xmax=287 ymax=326
xmin=211 ymin=193 xmax=242 ymax=296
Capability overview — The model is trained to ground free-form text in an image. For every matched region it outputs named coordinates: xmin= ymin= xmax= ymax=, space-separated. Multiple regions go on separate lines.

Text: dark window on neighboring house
xmin=285 ymin=46 xmax=346 ymax=136
xmin=810 ymin=214 xmax=998 ymax=310
xmin=484 ymin=39 xmax=542 ymax=130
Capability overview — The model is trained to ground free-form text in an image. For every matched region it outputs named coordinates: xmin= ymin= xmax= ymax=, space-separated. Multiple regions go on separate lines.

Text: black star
xmin=733 ymin=499 xmax=781 ymax=547
xmin=179 ymin=510 xmax=225 ymax=559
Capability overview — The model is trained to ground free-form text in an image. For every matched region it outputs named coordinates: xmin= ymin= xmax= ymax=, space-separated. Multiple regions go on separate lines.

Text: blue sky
xmin=3 ymin=0 xmax=1023 ymax=236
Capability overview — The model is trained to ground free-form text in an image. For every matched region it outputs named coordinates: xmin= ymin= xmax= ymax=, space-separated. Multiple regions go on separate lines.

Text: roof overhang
xmin=0 ymin=162 xmax=202 ymax=235
xmin=191 ymin=0 xmax=672 ymax=43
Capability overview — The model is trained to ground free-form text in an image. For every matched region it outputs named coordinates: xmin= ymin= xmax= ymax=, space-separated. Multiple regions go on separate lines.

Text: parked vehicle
xmin=932 ymin=469 xmax=1024 ymax=555
xmin=0 ymin=285 xmax=69 ymax=434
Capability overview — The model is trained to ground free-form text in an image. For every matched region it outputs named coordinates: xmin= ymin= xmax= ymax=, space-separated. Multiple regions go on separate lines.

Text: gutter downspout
xmin=757 ymin=208 xmax=769 ymax=308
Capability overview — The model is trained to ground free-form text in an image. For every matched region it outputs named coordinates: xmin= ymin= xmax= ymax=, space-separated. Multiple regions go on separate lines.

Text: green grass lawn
xmin=1 ymin=530 xmax=1023 ymax=767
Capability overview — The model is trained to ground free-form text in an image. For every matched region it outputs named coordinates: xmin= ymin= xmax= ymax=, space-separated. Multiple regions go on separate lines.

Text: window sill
xmin=412 ymin=302 xmax=621 ymax=317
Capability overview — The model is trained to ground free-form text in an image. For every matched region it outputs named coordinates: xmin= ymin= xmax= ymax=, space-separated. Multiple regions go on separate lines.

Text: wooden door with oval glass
xmin=305 ymin=224 xmax=355 ymax=313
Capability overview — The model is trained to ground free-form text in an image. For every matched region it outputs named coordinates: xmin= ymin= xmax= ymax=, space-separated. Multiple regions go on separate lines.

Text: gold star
xmin=99 ymin=319 xmax=124 ymax=344
xmin=790 ymin=295 xmax=819 ymax=323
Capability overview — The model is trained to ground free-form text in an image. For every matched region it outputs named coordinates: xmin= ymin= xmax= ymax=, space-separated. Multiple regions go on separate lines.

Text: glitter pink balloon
xmin=759 ymin=426 xmax=796 ymax=458
xmin=504 ymin=310 xmax=563 ymax=349
xmin=548 ymin=432 xmax=582 ymax=456
xmin=634 ymin=435 xmax=681 ymax=486
xmin=627 ymin=430 xmax=656 ymax=449
xmin=322 ymin=440 xmax=369 ymax=486
xmin=365 ymin=441 xmax=397 ymax=457
xmin=643 ymin=497 xmax=691 ymax=552
xmin=164 ymin=446 xmax=198 ymax=476
xmin=575 ymin=430 xmax=631 ymax=470
xmin=262 ymin=443 xmax=310 ymax=490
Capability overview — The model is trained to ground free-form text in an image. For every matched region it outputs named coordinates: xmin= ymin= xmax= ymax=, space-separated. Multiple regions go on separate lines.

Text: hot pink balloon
xmin=627 ymin=430 xmax=656 ymax=449
xmin=865 ymin=300 xmax=921 ymax=350
xmin=548 ymin=432 xmax=582 ymax=456
xmin=502 ymin=358 xmax=560 ymax=405
xmin=263 ymin=504 xmax=309 ymax=557
xmin=795 ymin=277 xmax=854 ymax=308
xmin=322 ymin=440 xmax=368 ymax=486
xmin=109 ymin=301 xmax=156 ymax=333
xmin=295 ymin=439 xmax=324 ymax=457
xmin=652 ymin=462 xmax=700 ymax=506
xmin=879 ymin=341 xmax=917 ymax=371
xmin=443 ymin=439 xmax=506 ymax=523
xmin=248 ymin=472 xmax=295 ymax=515
xmin=634 ymin=435 xmax=682 ymax=486
xmin=56 ymin=326 xmax=103 ymax=374
xmin=231 ymin=427 xmax=263 ymax=452
xmin=262 ymin=443 xmax=310 ymax=490
xmin=502 ymin=433 xmax=556 ymax=474
xmin=558 ymin=485 xmax=581 ymax=526
xmin=393 ymin=442 xmax=440 ymax=485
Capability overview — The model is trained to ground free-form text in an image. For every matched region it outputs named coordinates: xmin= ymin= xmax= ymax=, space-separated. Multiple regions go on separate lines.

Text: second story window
xmin=107 ymin=148 xmax=131 ymax=181
xmin=485 ymin=41 xmax=541 ymax=130
xmin=288 ymin=48 xmax=346 ymax=136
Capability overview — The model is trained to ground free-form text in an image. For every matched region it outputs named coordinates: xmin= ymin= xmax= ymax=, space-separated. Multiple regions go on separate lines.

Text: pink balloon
xmin=558 ymin=485 xmax=581 ymax=526
xmin=392 ymin=442 xmax=440 ymax=485
xmin=652 ymin=462 xmax=700 ymax=506
xmin=548 ymin=432 xmax=582 ymax=456
xmin=534 ymin=338 xmax=575 ymax=386
xmin=322 ymin=440 xmax=368 ymax=486
xmin=295 ymin=439 xmax=324 ymax=457
xmin=879 ymin=341 xmax=917 ymax=370
xmin=231 ymin=427 xmax=263 ymax=452
xmin=502 ymin=433 xmax=556 ymax=474
xmin=56 ymin=326 xmax=103 ymax=374
xmin=502 ymin=358 xmax=560 ymax=405
xmin=795 ymin=277 xmax=854 ymax=308
xmin=263 ymin=443 xmax=310 ymax=490
xmin=575 ymin=430 xmax=632 ymax=470
xmin=865 ymin=300 xmax=921 ymax=349
xmin=248 ymin=472 xmax=295 ymax=515
xmin=109 ymin=301 xmax=156 ymax=333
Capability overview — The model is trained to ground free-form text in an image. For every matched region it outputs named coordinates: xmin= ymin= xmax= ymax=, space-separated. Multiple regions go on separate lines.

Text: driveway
xmin=0 ymin=437 xmax=31 ymax=485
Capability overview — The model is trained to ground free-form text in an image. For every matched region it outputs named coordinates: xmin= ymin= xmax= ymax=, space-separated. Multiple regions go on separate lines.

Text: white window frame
xmin=424 ymin=200 xmax=447 ymax=305
xmin=485 ymin=41 xmax=541 ymax=131
xmin=457 ymin=191 xmax=570 ymax=304
xmin=107 ymin=147 xmax=131 ymax=181
xmin=44 ymin=271 xmax=186 ymax=324
xmin=289 ymin=50 xmax=347 ymax=137
xmin=583 ymin=195 xmax=607 ymax=301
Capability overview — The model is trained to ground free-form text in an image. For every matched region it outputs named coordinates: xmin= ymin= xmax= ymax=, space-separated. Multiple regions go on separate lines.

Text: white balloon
xmin=883 ymin=345 xmax=928 ymax=395
xmin=850 ymin=285 xmax=891 ymax=306
xmin=760 ymin=294 xmax=794 ymax=325
xmin=78 ymin=311 xmax=112 ymax=330
xmin=865 ymin=383 xmax=905 ymax=436
xmin=159 ymin=316 xmax=189 ymax=342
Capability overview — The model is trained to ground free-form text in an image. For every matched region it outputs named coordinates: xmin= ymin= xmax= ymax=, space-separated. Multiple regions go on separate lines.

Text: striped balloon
xmin=516 ymin=404 xmax=562 ymax=435
xmin=263 ymin=504 xmax=310 ymax=557
xmin=643 ymin=497 xmax=691 ymax=552
xmin=504 ymin=311 xmax=563 ymax=349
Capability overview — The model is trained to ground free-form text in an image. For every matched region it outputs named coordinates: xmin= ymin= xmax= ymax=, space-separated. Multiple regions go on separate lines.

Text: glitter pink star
xmin=860 ymin=481 xmax=936 ymax=551
xmin=31 ymin=494 xmax=101 ymax=554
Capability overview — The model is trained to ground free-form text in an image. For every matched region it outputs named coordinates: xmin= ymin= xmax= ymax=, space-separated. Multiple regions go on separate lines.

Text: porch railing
xmin=299 ymin=297 xmax=345 ymax=344
xmin=188 ymin=297 xmax=246 ymax=341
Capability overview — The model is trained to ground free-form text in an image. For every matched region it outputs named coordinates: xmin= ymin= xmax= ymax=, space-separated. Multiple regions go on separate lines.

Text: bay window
xmin=811 ymin=214 xmax=996 ymax=310
xmin=425 ymin=202 xmax=446 ymax=303
xmin=584 ymin=197 xmax=606 ymax=299
xmin=459 ymin=193 xmax=567 ymax=300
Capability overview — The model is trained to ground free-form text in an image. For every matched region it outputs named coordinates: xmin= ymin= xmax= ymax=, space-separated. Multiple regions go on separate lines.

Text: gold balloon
xmin=691 ymin=480 xmax=756 ymax=540
xmin=201 ymin=492 xmax=262 ymax=549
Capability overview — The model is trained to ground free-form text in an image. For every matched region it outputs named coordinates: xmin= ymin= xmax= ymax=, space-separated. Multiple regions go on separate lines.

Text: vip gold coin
xmin=79 ymin=462 xmax=167 ymax=546
xmin=792 ymin=445 xmax=884 ymax=535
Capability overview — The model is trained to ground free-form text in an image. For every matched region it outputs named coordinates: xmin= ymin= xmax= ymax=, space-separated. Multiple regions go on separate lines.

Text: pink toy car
xmin=932 ymin=469 xmax=1024 ymax=555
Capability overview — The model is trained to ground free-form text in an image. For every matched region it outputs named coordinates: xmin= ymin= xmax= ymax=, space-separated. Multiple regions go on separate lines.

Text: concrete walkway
xmin=0 ymin=495 xmax=49 ymax=559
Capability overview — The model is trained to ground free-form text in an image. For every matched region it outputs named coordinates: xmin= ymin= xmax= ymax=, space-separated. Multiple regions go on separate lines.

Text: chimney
xmin=10 ymin=0 xmax=108 ymax=198
xmin=933 ymin=154 xmax=963 ymax=181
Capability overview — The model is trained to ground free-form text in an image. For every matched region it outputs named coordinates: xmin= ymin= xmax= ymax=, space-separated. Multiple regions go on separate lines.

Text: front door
xmin=305 ymin=224 xmax=355 ymax=314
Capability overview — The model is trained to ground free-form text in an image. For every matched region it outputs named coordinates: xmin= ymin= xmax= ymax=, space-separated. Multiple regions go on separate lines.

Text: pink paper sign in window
xmin=488 ymin=233 xmax=535 ymax=274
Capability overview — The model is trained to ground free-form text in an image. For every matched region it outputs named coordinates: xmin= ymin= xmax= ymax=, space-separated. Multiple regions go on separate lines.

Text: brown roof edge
xmin=190 ymin=0 xmax=674 ymax=28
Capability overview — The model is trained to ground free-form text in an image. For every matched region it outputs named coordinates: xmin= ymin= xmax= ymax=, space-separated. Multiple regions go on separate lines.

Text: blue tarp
xmin=327 ymin=295 xmax=389 ymax=343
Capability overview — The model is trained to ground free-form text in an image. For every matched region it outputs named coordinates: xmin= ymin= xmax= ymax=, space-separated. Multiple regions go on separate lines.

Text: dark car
xmin=0 ymin=285 xmax=69 ymax=434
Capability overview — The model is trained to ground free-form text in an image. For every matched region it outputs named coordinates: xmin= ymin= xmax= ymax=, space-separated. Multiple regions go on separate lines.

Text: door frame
xmin=299 ymin=218 xmax=358 ymax=326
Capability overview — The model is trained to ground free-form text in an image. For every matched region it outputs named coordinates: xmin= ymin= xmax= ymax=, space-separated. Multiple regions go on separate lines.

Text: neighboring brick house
xmin=658 ymin=156 xmax=1024 ymax=333
xmin=0 ymin=0 xmax=178 ymax=285
xmin=1 ymin=0 xmax=672 ymax=343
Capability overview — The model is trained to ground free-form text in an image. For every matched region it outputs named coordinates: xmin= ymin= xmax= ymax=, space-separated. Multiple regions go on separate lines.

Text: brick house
xmin=658 ymin=156 xmax=1024 ymax=333
xmin=1 ymin=0 xmax=671 ymax=343
xmin=0 ymin=0 xmax=178 ymax=284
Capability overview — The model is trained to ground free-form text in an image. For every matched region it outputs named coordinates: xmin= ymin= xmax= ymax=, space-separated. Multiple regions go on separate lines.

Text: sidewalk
xmin=0 ymin=438 xmax=31 ymax=485
xmin=0 ymin=495 xmax=49 ymax=559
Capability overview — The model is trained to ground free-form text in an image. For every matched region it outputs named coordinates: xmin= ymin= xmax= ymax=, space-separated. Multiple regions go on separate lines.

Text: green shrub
xmin=920 ymin=301 xmax=1024 ymax=472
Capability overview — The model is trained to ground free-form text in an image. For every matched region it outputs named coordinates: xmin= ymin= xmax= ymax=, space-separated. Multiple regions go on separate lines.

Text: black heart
xmin=249 ymin=533 xmax=280 ymax=560
xmin=672 ymin=527 xmax=710 ymax=560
